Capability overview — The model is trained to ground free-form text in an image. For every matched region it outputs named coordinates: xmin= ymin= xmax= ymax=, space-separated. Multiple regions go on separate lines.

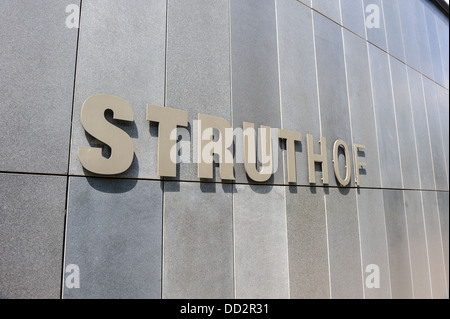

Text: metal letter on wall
xmin=306 ymin=134 xmax=329 ymax=184
xmin=333 ymin=139 xmax=351 ymax=186
xmin=147 ymin=104 xmax=188 ymax=177
xmin=243 ymin=123 xmax=273 ymax=183
xmin=197 ymin=114 xmax=234 ymax=180
xmin=78 ymin=94 xmax=134 ymax=175
xmin=279 ymin=129 xmax=301 ymax=183
xmin=353 ymin=144 xmax=367 ymax=186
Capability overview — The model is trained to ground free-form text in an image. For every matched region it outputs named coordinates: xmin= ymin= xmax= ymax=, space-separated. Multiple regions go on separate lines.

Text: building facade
xmin=0 ymin=0 xmax=449 ymax=299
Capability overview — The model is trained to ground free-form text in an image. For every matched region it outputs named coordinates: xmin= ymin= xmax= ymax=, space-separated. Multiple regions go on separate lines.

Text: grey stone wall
xmin=0 ymin=0 xmax=448 ymax=299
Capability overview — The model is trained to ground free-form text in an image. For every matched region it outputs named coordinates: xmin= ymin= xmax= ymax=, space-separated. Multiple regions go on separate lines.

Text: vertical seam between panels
xmin=274 ymin=0 xmax=290 ymax=299
xmin=406 ymin=74 xmax=434 ymax=298
xmin=227 ymin=0 xmax=236 ymax=300
xmin=387 ymin=51 xmax=415 ymax=298
xmin=365 ymin=37 xmax=393 ymax=298
xmin=379 ymin=0 xmax=389 ymax=55
xmin=232 ymin=186 xmax=237 ymax=299
xmin=311 ymin=9 xmax=330 ymax=299
xmin=405 ymin=61 xmax=434 ymax=298
xmin=436 ymin=193 xmax=450 ymax=297
xmin=420 ymin=3 xmax=449 ymax=191
xmin=161 ymin=0 xmax=169 ymax=300
xmin=385 ymin=1 xmax=416 ymax=295
xmin=323 ymin=196 xmax=332 ymax=299
xmin=422 ymin=77 xmax=450 ymax=295
xmin=164 ymin=0 xmax=169 ymax=108
xmin=161 ymin=179 xmax=165 ymax=299
xmin=421 ymin=75 xmax=438 ymax=298
xmin=433 ymin=8 xmax=448 ymax=89
xmin=398 ymin=1 xmax=431 ymax=298
xmin=419 ymin=1 xmax=436 ymax=81
xmin=61 ymin=0 xmax=82 ymax=299
xmin=311 ymin=11 xmax=323 ymax=137
xmin=339 ymin=5 xmax=366 ymax=298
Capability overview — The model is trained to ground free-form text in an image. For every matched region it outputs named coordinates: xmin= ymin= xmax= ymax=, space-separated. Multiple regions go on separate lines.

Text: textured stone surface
xmin=389 ymin=57 xmax=420 ymax=189
xmin=404 ymin=191 xmax=432 ymax=299
xmin=340 ymin=0 xmax=366 ymax=38
xmin=277 ymin=0 xmax=320 ymax=185
xmin=363 ymin=0 xmax=387 ymax=51
xmin=0 ymin=0 xmax=78 ymax=174
xmin=299 ymin=0 xmax=312 ymax=7
xmin=234 ymin=185 xmax=289 ymax=299
xmin=407 ymin=68 xmax=436 ymax=190
xmin=356 ymin=188 xmax=391 ymax=298
xmin=314 ymin=12 xmax=353 ymax=187
xmin=343 ymin=29 xmax=382 ymax=188
xmin=398 ymin=0 xmax=421 ymax=72
xmin=297 ymin=0 xmax=312 ymax=7
xmin=422 ymin=191 xmax=448 ymax=299
xmin=69 ymin=0 xmax=166 ymax=179
xmin=163 ymin=181 xmax=233 ymax=299
xmin=437 ymin=192 xmax=449 ymax=286
xmin=368 ymin=44 xmax=402 ymax=189
xmin=230 ymin=0 xmax=283 ymax=184
xmin=311 ymin=0 xmax=341 ymax=24
xmin=286 ymin=186 xmax=330 ymax=299
xmin=166 ymin=0 xmax=231 ymax=182
xmin=383 ymin=190 xmax=413 ymax=299
xmin=0 ymin=0 xmax=448 ymax=302
xmin=413 ymin=0 xmax=434 ymax=80
xmin=382 ymin=0 xmax=405 ymax=61
xmin=437 ymin=86 xmax=449 ymax=180
xmin=423 ymin=0 xmax=445 ymax=86
xmin=423 ymin=77 xmax=448 ymax=191
xmin=435 ymin=14 xmax=449 ymax=88
xmin=63 ymin=177 xmax=162 ymax=299
xmin=325 ymin=188 xmax=363 ymax=299
xmin=0 ymin=174 xmax=66 ymax=299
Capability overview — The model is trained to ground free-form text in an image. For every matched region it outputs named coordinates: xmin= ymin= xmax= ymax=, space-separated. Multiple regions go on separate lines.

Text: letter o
xmin=333 ymin=139 xmax=351 ymax=186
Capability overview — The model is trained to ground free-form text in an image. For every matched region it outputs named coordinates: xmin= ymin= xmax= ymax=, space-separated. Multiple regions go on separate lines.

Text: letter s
xmin=78 ymin=94 xmax=134 ymax=175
